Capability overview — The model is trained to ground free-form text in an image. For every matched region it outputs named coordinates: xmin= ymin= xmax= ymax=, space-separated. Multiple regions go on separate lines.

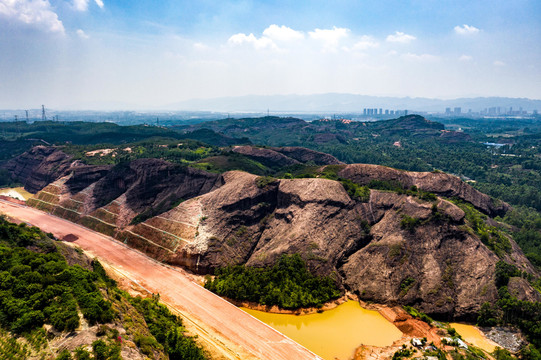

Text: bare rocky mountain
xmin=3 ymin=146 xmax=539 ymax=320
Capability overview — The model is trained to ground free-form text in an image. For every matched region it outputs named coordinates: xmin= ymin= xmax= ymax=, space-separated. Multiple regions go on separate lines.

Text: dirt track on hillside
xmin=0 ymin=200 xmax=321 ymax=360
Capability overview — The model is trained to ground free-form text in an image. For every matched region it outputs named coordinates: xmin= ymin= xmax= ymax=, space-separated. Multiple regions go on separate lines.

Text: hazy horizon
xmin=1 ymin=1 xmax=540 ymax=109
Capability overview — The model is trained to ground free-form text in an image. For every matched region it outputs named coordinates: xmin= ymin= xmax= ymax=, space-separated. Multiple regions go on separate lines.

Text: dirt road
xmin=0 ymin=200 xmax=322 ymax=360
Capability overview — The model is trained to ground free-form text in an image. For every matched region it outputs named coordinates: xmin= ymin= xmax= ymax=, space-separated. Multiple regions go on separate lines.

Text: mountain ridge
xmin=165 ymin=93 xmax=541 ymax=112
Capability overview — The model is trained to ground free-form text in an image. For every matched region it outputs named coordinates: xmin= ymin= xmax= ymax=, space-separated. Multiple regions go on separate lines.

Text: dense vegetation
xmin=501 ymin=207 xmax=541 ymax=269
xmin=0 ymin=216 xmax=206 ymax=360
xmin=129 ymin=295 xmax=207 ymax=360
xmin=0 ymin=120 xmax=249 ymax=147
xmin=204 ymin=254 xmax=341 ymax=309
xmin=0 ymin=217 xmax=114 ymax=334
xmin=477 ymin=260 xmax=541 ymax=351
xmin=450 ymin=199 xmax=512 ymax=258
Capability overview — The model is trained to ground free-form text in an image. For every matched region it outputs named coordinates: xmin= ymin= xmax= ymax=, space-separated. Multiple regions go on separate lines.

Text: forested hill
xmin=177 ymin=114 xmax=451 ymax=145
xmin=178 ymin=115 xmax=541 ymax=213
xmin=0 ymin=120 xmax=251 ymax=165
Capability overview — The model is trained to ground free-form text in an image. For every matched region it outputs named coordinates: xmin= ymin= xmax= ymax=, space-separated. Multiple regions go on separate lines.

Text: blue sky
xmin=1 ymin=0 xmax=540 ymax=109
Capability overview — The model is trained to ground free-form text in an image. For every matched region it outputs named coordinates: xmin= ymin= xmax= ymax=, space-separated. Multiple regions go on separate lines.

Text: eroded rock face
xmin=337 ymin=164 xmax=510 ymax=216
xmin=86 ymin=159 xmax=221 ymax=214
xmin=270 ymin=146 xmax=343 ymax=165
xmin=341 ymin=192 xmax=499 ymax=320
xmin=161 ymin=173 xmax=535 ymax=320
xmin=9 ymin=146 xmax=539 ymax=320
xmin=508 ymin=277 xmax=541 ymax=302
xmin=3 ymin=146 xmax=75 ymax=193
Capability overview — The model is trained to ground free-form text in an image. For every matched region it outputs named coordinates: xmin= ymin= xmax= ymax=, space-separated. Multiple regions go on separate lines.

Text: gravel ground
xmin=481 ymin=327 xmax=524 ymax=353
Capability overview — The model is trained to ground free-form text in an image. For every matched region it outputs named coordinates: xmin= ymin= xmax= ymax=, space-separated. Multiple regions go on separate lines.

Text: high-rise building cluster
xmin=362 ymin=108 xmax=408 ymax=116
xmin=445 ymin=107 xmax=462 ymax=115
xmin=443 ymin=106 xmax=538 ymax=116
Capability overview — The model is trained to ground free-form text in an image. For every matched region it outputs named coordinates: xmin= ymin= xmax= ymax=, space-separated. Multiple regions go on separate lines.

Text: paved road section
xmin=0 ymin=200 xmax=322 ymax=360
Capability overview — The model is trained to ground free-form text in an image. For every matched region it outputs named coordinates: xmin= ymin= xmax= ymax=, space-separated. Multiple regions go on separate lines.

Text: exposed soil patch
xmin=0 ymin=195 xmax=26 ymax=205
xmin=62 ymin=233 xmax=79 ymax=242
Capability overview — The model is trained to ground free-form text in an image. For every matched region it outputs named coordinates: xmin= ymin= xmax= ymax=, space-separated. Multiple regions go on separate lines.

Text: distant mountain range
xmin=165 ymin=94 xmax=541 ymax=113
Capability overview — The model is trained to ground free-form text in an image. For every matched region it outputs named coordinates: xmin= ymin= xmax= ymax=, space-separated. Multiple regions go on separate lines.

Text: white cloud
xmin=228 ymin=33 xmax=278 ymax=50
xmin=0 ymin=0 xmax=64 ymax=33
xmin=454 ymin=24 xmax=479 ymax=35
xmin=309 ymin=26 xmax=350 ymax=49
xmin=193 ymin=42 xmax=209 ymax=51
xmin=72 ymin=0 xmax=104 ymax=12
xmin=458 ymin=54 xmax=472 ymax=61
xmin=72 ymin=0 xmax=87 ymax=11
xmin=402 ymin=53 xmax=439 ymax=62
xmin=263 ymin=24 xmax=304 ymax=42
xmin=386 ymin=31 xmax=416 ymax=43
xmin=493 ymin=60 xmax=506 ymax=66
xmin=352 ymin=35 xmax=379 ymax=50
xmin=76 ymin=29 xmax=89 ymax=39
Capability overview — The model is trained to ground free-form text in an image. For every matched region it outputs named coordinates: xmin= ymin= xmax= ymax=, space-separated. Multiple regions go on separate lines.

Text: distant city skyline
xmin=1 ymin=0 xmax=540 ymax=109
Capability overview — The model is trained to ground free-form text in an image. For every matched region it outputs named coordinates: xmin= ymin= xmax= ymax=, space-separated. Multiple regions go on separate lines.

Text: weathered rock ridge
xmin=4 ymin=146 xmax=538 ymax=320
xmin=337 ymin=164 xmax=510 ymax=217
xmin=231 ymin=145 xmax=343 ymax=168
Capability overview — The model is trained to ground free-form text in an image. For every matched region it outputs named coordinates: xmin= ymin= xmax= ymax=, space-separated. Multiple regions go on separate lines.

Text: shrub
xmin=401 ymin=215 xmax=420 ymax=232
xmin=135 ymin=334 xmax=160 ymax=356
xmin=340 ymin=179 xmax=370 ymax=202
xmin=403 ymin=305 xmax=433 ymax=325
xmin=256 ymin=176 xmax=277 ymax=189
xmin=56 ymin=349 xmax=72 ymax=360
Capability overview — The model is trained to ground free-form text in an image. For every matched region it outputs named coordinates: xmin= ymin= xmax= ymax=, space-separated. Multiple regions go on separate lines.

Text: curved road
xmin=0 ymin=200 xmax=322 ymax=360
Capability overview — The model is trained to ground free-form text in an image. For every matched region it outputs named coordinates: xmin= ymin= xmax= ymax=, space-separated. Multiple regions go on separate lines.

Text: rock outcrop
xmin=270 ymin=146 xmax=343 ymax=165
xmin=230 ymin=145 xmax=343 ymax=169
xmin=231 ymin=146 xmax=300 ymax=168
xmin=337 ymin=164 xmax=510 ymax=216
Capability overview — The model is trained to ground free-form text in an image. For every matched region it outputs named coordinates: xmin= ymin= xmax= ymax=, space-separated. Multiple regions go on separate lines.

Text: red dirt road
xmin=0 ymin=200 xmax=322 ymax=360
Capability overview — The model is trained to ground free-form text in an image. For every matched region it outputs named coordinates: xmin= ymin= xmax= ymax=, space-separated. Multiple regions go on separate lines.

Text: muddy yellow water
xmin=242 ymin=301 xmax=402 ymax=360
xmin=450 ymin=323 xmax=497 ymax=353
xmin=0 ymin=187 xmax=33 ymax=201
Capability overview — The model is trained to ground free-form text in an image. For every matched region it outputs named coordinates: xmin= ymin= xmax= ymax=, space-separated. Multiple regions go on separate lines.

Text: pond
xmin=0 ymin=187 xmax=32 ymax=201
xmin=242 ymin=301 xmax=402 ymax=360
xmin=450 ymin=322 xmax=498 ymax=353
